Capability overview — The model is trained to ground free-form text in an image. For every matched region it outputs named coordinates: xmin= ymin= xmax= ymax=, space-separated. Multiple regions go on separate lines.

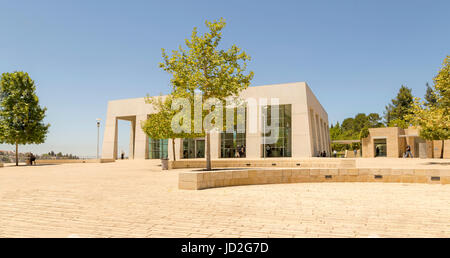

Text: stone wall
xmin=35 ymin=159 xmax=115 ymax=165
xmin=170 ymin=158 xmax=355 ymax=169
xmin=179 ymin=167 xmax=450 ymax=190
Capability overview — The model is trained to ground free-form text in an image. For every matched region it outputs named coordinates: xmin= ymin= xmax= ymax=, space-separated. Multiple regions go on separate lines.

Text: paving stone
xmin=0 ymin=160 xmax=449 ymax=238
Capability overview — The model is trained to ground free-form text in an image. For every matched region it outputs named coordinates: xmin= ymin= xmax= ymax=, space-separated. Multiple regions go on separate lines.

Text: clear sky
xmin=1 ymin=0 xmax=449 ymax=157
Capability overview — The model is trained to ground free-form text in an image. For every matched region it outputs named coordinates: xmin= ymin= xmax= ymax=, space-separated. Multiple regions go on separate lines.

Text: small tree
xmin=407 ymin=56 xmax=450 ymax=158
xmin=0 ymin=72 xmax=50 ymax=166
xmin=142 ymin=95 xmax=190 ymax=161
xmin=159 ymin=18 xmax=254 ymax=170
xmin=384 ymin=85 xmax=414 ymax=127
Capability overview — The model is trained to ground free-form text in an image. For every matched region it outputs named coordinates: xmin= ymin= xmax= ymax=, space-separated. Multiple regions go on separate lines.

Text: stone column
xmin=326 ymin=122 xmax=332 ymax=155
xmin=309 ymin=110 xmax=317 ymax=156
xmin=315 ymin=114 xmax=322 ymax=154
xmin=134 ymin=114 xmax=149 ymax=160
xmin=319 ymin=118 xmax=325 ymax=153
xmin=246 ymin=101 xmax=260 ymax=159
xmin=101 ymin=116 xmax=118 ymax=160
xmin=129 ymin=119 xmax=136 ymax=159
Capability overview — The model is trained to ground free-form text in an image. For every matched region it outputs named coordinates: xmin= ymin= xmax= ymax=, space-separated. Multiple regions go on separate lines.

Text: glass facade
xmin=221 ymin=132 xmax=246 ymax=158
xmin=220 ymin=107 xmax=246 ymax=158
xmin=148 ymin=138 xmax=168 ymax=159
xmin=182 ymin=138 xmax=205 ymax=159
xmin=261 ymin=104 xmax=292 ymax=158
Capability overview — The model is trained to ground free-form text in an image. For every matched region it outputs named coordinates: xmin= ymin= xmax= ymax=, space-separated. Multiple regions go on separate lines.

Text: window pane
xmin=220 ymin=107 xmax=246 ymax=158
xmin=261 ymin=104 xmax=292 ymax=158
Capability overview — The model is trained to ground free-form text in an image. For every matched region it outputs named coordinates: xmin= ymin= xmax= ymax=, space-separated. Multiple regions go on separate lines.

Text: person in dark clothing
xmin=405 ymin=145 xmax=413 ymax=158
xmin=29 ymin=153 xmax=36 ymax=165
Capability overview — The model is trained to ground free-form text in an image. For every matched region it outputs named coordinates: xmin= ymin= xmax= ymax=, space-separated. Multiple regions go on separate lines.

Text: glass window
xmin=148 ymin=138 xmax=168 ymax=159
xmin=221 ymin=132 xmax=247 ymax=158
xmin=220 ymin=107 xmax=246 ymax=158
xmin=182 ymin=138 xmax=205 ymax=159
xmin=261 ymin=104 xmax=292 ymax=158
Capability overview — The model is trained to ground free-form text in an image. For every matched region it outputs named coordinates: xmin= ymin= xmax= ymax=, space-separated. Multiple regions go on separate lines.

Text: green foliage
xmin=384 ymin=85 xmax=414 ymax=127
xmin=142 ymin=95 xmax=177 ymax=141
xmin=359 ymin=127 xmax=369 ymax=139
xmin=330 ymin=113 xmax=384 ymax=151
xmin=160 ymin=18 xmax=254 ymax=103
xmin=142 ymin=95 xmax=201 ymax=161
xmin=433 ymin=56 xmax=450 ymax=108
xmin=424 ymin=82 xmax=438 ymax=107
xmin=388 ymin=118 xmax=410 ymax=129
xmin=408 ymin=56 xmax=449 ymax=140
xmin=158 ymin=18 xmax=254 ymax=169
xmin=0 ymin=71 xmax=50 ymax=145
xmin=407 ymin=56 xmax=449 ymax=158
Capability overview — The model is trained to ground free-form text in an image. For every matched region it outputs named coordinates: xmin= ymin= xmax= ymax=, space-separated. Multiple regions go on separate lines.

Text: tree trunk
xmin=441 ymin=139 xmax=444 ymax=159
xmin=15 ymin=142 xmax=19 ymax=166
xmin=206 ymin=132 xmax=211 ymax=171
xmin=172 ymin=138 xmax=176 ymax=161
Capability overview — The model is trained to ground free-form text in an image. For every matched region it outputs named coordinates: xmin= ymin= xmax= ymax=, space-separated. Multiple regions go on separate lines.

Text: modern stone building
xmin=101 ymin=82 xmax=331 ymax=160
xmin=361 ymin=127 xmax=450 ymax=158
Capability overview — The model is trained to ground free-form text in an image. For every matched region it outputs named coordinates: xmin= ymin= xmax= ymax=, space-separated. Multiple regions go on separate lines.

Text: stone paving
xmin=0 ymin=160 xmax=449 ymax=238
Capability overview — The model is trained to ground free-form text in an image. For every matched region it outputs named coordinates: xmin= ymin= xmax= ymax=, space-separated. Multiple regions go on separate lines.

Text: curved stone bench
xmin=178 ymin=168 xmax=450 ymax=190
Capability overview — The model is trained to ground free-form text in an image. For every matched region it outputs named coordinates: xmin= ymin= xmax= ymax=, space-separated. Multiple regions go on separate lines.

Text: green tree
xmin=359 ymin=127 xmax=369 ymax=140
xmin=408 ymin=56 xmax=450 ymax=158
xmin=329 ymin=122 xmax=342 ymax=140
xmin=367 ymin=113 xmax=384 ymax=127
xmin=330 ymin=113 xmax=384 ymax=151
xmin=424 ymin=82 xmax=438 ymax=107
xmin=384 ymin=85 xmax=414 ymax=128
xmin=0 ymin=72 xmax=50 ymax=166
xmin=159 ymin=18 xmax=254 ymax=170
xmin=141 ymin=95 xmax=199 ymax=161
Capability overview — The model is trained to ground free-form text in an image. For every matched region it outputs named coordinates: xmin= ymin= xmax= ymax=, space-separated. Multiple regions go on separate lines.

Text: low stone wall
xmin=170 ymin=159 xmax=356 ymax=169
xmin=35 ymin=159 xmax=115 ymax=165
xmin=179 ymin=168 xmax=450 ymax=190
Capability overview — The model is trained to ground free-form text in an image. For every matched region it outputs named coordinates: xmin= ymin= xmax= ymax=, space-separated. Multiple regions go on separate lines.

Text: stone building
xmin=361 ymin=127 xmax=450 ymax=158
xmin=101 ymin=82 xmax=331 ymax=160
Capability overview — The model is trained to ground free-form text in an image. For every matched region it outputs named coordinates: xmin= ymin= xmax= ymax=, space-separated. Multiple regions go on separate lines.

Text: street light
xmin=96 ymin=118 xmax=101 ymax=159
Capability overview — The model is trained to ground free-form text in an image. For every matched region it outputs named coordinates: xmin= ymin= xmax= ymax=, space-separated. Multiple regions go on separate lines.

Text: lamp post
xmin=96 ymin=118 xmax=101 ymax=160
xmin=262 ymin=106 xmax=267 ymax=159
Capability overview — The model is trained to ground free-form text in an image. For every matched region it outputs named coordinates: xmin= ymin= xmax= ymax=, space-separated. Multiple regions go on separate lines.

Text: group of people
xmin=234 ymin=145 xmax=246 ymax=158
xmin=318 ymin=151 xmax=328 ymax=157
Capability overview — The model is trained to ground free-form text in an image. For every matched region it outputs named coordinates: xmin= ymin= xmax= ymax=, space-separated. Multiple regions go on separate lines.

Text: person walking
xmin=405 ymin=145 xmax=413 ymax=158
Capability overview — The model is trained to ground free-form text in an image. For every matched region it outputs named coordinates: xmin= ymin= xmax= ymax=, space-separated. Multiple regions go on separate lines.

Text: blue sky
xmin=0 ymin=0 xmax=449 ymax=156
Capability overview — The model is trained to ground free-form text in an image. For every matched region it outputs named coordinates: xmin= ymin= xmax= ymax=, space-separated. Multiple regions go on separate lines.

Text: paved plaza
xmin=0 ymin=159 xmax=449 ymax=238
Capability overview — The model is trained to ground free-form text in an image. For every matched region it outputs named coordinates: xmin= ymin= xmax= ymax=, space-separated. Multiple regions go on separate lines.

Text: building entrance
xmin=374 ymin=139 xmax=387 ymax=157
